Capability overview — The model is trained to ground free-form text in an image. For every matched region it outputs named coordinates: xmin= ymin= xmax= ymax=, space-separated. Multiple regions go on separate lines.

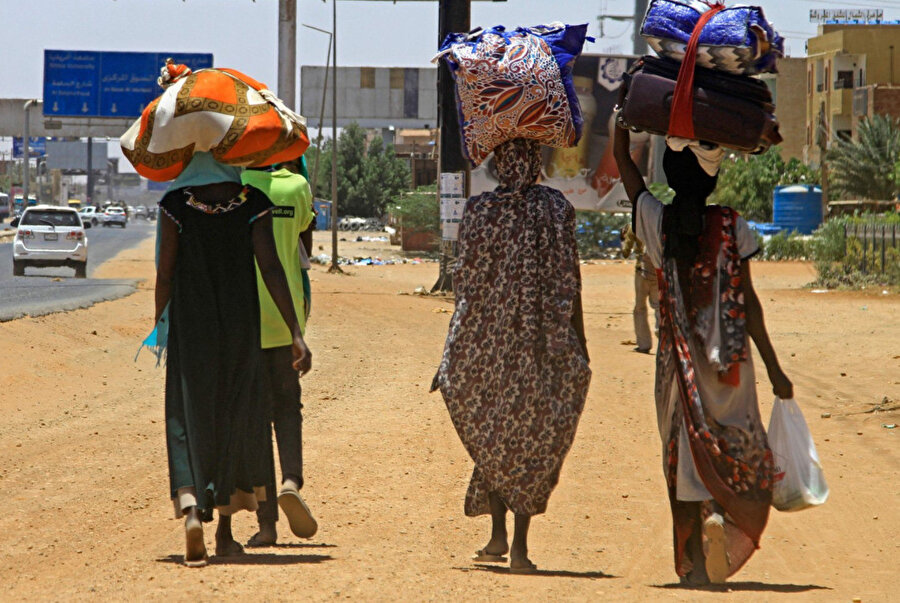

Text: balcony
xmin=830 ymin=88 xmax=854 ymax=115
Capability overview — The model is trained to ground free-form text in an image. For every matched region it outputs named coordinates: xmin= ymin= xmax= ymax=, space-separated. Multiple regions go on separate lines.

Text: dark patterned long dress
xmin=161 ymin=185 xmax=274 ymax=521
xmin=432 ymin=139 xmax=591 ymax=517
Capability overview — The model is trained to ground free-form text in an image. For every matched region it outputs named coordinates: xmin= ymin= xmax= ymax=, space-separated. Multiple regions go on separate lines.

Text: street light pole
xmin=301 ymin=23 xmax=333 ymax=197
xmin=329 ymin=0 xmax=342 ymax=273
xmin=22 ymin=99 xmax=41 ymax=204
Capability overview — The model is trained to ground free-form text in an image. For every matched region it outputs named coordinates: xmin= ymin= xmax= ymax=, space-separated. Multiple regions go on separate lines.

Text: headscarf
xmin=166 ymin=151 xmax=243 ymax=192
xmin=493 ymin=138 xmax=542 ymax=196
xmin=662 ymin=145 xmax=719 ymax=263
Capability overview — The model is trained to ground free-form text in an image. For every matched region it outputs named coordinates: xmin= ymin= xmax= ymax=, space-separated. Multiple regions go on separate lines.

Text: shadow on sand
xmin=157 ymin=553 xmax=333 ymax=566
xmin=458 ymin=564 xmax=616 ymax=579
xmin=653 ymin=581 xmax=830 ymax=594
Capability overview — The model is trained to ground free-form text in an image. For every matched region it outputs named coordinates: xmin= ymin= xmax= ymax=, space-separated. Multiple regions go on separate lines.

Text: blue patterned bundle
xmin=641 ymin=0 xmax=783 ymax=74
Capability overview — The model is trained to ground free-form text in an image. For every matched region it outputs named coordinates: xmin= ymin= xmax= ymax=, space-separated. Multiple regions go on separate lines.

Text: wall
xmin=763 ymin=57 xmax=806 ymax=161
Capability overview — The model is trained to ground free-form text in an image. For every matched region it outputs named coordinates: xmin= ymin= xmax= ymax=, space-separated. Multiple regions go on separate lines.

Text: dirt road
xmin=0 ymin=233 xmax=897 ymax=601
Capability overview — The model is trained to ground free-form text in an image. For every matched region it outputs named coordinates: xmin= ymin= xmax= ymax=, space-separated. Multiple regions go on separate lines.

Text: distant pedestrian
xmin=154 ymin=152 xmax=311 ymax=567
xmin=622 ymin=223 xmax=659 ymax=353
xmin=615 ymin=117 xmax=793 ymax=585
xmin=241 ymin=156 xmax=317 ymax=546
xmin=432 ymin=139 xmax=591 ymax=573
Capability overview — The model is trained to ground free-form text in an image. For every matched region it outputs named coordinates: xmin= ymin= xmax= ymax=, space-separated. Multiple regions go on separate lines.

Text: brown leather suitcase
xmin=618 ymin=56 xmax=782 ymax=153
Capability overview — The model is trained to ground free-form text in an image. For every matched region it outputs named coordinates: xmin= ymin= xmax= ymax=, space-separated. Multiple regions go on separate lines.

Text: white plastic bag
xmin=768 ymin=397 xmax=829 ymax=512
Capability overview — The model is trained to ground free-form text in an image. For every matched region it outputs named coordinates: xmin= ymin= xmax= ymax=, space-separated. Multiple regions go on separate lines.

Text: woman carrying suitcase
xmin=613 ymin=113 xmax=793 ymax=585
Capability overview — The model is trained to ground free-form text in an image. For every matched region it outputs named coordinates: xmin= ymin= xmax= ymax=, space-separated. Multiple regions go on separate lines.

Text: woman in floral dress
xmin=614 ymin=122 xmax=794 ymax=585
xmin=432 ymin=139 xmax=591 ymax=573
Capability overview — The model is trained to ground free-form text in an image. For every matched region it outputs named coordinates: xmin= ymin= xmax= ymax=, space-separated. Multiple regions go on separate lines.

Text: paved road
xmin=0 ymin=220 xmax=155 ymax=321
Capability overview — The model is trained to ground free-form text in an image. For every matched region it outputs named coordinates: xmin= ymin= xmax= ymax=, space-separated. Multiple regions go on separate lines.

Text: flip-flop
xmin=278 ymin=488 xmax=318 ymax=538
xmin=473 ymin=548 xmax=508 ymax=562
xmin=509 ymin=560 xmax=538 ymax=574
xmin=703 ymin=513 xmax=728 ymax=584
xmin=246 ymin=532 xmax=277 ymax=548
xmin=183 ymin=520 xmax=208 ymax=568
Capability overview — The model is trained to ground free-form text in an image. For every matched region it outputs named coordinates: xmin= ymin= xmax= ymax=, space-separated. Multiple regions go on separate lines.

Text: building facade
xmin=760 ymin=57 xmax=807 ymax=161
xmin=805 ymin=24 xmax=900 ymax=164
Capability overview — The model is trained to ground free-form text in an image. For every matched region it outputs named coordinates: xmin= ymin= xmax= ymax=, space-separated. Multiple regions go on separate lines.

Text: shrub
xmin=392 ymin=184 xmax=439 ymax=235
xmin=763 ymin=230 xmax=810 ymax=260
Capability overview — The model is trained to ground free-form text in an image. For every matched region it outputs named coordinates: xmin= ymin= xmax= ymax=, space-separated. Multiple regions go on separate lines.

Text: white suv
xmin=13 ymin=206 xmax=88 ymax=278
xmin=79 ymin=206 xmax=101 ymax=227
xmin=103 ymin=207 xmax=127 ymax=228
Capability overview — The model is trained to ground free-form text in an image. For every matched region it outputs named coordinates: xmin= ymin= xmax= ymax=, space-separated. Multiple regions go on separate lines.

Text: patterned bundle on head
xmin=120 ymin=64 xmax=309 ymax=182
xmin=437 ymin=23 xmax=591 ymax=167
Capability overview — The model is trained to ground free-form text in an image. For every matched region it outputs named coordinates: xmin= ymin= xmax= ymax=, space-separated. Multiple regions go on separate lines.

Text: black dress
xmin=161 ymin=184 xmax=274 ymax=521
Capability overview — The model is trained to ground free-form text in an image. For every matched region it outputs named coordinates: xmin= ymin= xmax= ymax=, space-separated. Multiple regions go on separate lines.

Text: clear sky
xmin=1 ymin=0 xmax=874 ymax=102
xmin=3 ymin=0 xmax=895 ymax=165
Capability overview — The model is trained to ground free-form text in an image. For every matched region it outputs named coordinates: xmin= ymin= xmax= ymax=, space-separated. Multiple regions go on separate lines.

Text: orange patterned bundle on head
xmin=120 ymin=64 xmax=309 ymax=181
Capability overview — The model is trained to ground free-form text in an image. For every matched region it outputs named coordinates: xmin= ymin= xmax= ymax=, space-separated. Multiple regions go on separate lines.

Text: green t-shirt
xmin=241 ymin=168 xmax=314 ymax=347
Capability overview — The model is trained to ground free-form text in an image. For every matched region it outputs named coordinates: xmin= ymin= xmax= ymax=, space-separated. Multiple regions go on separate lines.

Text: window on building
xmin=825 ymin=63 xmax=830 ymax=92
xmin=835 ymin=70 xmax=853 ymax=89
xmin=837 ymin=129 xmax=852 ymax=141
xmin=390 ymin=68 xmax=405 ymax=90
xmin=808 ymin=68 xmax=812 ymax=94
xmin=815 ymin=60 xmax=825 ymax=92
xmin=360 ymin=68 xmax=375 ymax=89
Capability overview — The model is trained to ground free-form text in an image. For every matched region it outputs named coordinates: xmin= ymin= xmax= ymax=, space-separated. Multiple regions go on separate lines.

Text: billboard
xmin=300 ymin=66 xmax=437 ymax=129
xmin=470 ymin=54 xmax=653 ymax=212
xmin=12 ymin=137 xmax=47 ymax=158
xmin=43 ymin=50 xmax=213 ymax=118
xmin=45 ymin=141 xmax=108 ymax=171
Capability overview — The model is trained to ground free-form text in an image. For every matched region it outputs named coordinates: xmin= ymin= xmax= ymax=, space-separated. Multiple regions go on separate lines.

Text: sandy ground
xmin=0 ymin=231 xmax=897 ymax=602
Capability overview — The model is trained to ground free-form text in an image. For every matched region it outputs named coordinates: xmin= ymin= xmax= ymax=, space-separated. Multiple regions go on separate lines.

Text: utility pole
xmin=633 ymin=0 xmax=649 ymax=55
xmin=432 ymin=0 xmax=470 ymax=292
xmin=86 ymin=137 xmax=94 ymax=205
xmin=278 ymin=0 xmax=297 ymax=109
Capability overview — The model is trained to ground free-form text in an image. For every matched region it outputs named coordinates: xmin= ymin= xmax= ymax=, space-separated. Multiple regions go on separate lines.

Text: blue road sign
xmin=12 ymin=137 xmax=47 ymax=158
xmin=43 ymin=50 xmax=213 ymax=118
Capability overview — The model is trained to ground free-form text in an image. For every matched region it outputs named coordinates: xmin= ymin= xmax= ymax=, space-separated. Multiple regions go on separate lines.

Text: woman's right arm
xmin=252 ymin=213 xmax=312 ymax=375
xmin=154 ymin=215 xmax=179 ymax=325
xmin=742 ymin=262 xmax=794 ymax=399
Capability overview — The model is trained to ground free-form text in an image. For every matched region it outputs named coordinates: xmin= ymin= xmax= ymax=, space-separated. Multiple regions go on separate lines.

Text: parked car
xmin=12 ymin=205 xmax=88 ymax=278
xmin=79 ymin=206 xmax=101 ymax=227
xmin=103 ymin=207 xmax=127 ymax=228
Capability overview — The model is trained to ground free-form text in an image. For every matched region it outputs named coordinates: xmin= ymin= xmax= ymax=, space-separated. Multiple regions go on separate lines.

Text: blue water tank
xmin=772 ymin=184 xmax=822 ymax=235
xmin=313 ymin=200 xmax=331 ymax=231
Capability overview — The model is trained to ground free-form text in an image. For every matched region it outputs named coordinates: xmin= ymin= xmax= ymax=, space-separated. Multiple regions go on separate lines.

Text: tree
xmin=308 ymin=122 xmax=412 ymax=217
xmin=710 ymin=147 xmax=819 ymax=222
xmin=827 ymin=115 xmax=900 ymax=200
